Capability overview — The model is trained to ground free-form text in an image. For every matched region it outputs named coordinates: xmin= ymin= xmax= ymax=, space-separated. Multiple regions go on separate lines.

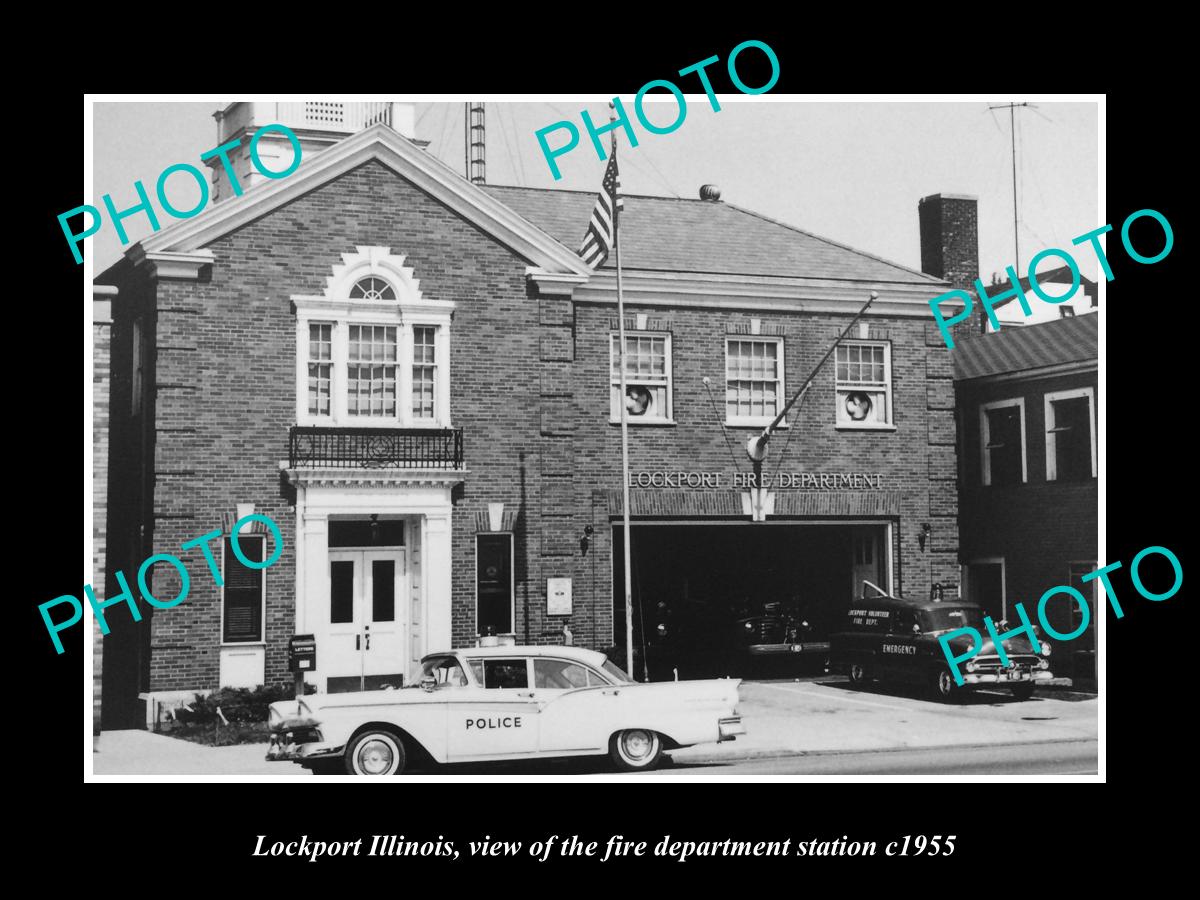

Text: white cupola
xmin=207 ymin=102 xmax=418 ymax=202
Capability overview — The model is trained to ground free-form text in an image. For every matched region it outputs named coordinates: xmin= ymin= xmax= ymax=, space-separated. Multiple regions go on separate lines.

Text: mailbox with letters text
xmin=288 ymin=634 xmax=317 ymax=673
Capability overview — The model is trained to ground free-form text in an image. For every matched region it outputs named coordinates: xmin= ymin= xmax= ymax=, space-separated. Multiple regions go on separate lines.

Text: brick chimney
xmin=918 ymin=193 xmax=979 ymax=292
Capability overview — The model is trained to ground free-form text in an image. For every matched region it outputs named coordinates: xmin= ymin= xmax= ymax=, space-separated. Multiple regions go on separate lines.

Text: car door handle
xmin=355 ymin=635 xmax=360 ymax=650
xmin=517 ymin=692 xmax=535 ymax=698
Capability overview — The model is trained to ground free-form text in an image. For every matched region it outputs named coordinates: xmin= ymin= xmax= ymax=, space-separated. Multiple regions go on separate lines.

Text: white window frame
xmin=979 ymin=397 xmax=1028 ymax=486
xmin=834 ymin=340 xmax=895 ymax=430
xmin=1044 ymin=387 xmax=1096 ymax=481
xmin=724 ymin=336 xmax=785 ymax=427
xmin=220 ymin=533 xmax=267 ymax=646
xmin=293 ymin=293 xmax=454 ymax=429
xmin=474 ymin=532 xmax=515 ymax=637
xmin=609 ymin=332 xmax=674 ymax=425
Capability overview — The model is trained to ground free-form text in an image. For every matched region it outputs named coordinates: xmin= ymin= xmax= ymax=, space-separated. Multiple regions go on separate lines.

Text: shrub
xmin=173 ymin=683 xmax=313 ymax=726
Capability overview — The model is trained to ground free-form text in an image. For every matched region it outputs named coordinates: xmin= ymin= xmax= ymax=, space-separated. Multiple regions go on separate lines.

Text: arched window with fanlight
xmin=349 ymin=276 xmax=396 ymax=301
xmin=293 ymin=246 xmax=456 ymax=430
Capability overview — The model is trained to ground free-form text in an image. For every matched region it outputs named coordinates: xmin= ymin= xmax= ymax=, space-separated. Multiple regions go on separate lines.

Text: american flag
xmin=578 ymin=151 xmax=623 ymax=268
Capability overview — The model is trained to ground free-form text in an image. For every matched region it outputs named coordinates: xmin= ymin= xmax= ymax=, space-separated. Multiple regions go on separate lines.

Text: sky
xmin=92 ymin=99 xmax=1099 ymax=319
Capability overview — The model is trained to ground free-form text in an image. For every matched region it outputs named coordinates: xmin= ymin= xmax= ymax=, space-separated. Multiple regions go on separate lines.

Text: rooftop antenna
xmin=988 ymin=101 xmax=1036 ymax=274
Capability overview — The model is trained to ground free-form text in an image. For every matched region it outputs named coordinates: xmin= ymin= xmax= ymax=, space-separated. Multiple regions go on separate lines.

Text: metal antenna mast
xmin=989 ymin=101 xmax=1034 ymax=272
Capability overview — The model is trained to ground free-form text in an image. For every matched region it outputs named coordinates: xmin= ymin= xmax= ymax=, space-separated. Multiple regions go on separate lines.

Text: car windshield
xmin=601 ymin=658 xmax=635 ymax=684
xmin=419 ymin=656 xmax=470 ymax=688
xmin=923 ymin=607 xmax=986 ymax=631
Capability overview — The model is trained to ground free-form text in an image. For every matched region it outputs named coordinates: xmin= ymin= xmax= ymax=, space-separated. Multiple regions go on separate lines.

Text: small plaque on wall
xmin=547 ymin=578 xmax=573 ymax=616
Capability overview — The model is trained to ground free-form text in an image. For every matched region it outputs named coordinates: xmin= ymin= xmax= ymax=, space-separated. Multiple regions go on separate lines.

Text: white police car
xmin=267 ymin=642 xmax=744 ymax=775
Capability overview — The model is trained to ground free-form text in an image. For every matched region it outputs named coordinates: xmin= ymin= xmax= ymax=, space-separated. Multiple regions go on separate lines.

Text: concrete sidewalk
xmin=671 ymin=680 xmax=1098 ymax=765
xmin=91 ymin=679 xmax=1098 ymax=776
xmin=92 ymin=729 xmax=286 ymax=776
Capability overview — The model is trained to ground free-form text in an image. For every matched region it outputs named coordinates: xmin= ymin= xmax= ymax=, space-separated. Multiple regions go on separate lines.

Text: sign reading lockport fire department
xmin=629 ymin=471 xmax=884 ymax=490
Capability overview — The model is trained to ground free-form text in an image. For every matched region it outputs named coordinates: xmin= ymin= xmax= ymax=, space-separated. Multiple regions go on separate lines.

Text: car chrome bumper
xmin=747 ymin=641 xmax=830 ymax=656
xmin=718 ymin=716 xmax=745 ymax=741
xmin=961 ymin=670 xmax=1054 ymax=685
xmin=265 ymin=735 xmax=341 ymax=763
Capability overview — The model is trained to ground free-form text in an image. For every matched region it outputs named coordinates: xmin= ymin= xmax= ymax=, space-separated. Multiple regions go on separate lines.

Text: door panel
xmin=446 ymin=658 xmax=540 ymax=759
xmin=850 ymin=527 xmax=885 ymax=599
xmin=363 ymin=552 xmax=406 ymax=689
xmin=323 ymin=549 xmax=407 ymax=693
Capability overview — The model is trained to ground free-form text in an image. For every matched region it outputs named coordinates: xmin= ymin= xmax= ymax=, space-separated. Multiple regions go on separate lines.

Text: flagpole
xmin=609 ymin=105 xmax=636 ymax=681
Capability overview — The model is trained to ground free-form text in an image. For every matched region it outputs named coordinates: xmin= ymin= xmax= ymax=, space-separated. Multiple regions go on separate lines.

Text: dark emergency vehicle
xmin=828 ymin=585 xmax=1054 ymax=701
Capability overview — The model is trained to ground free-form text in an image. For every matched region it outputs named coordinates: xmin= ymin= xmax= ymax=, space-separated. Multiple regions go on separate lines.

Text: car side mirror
xmin=420 ymin=675 xmax=437 ymax=693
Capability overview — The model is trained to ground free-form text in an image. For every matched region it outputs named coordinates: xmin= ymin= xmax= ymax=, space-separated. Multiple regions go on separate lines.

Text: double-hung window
xmin=835 ymin=341 xmax=893 ymax=428
xmin=725 ymin=338 xmax=783 ymax=425
xmin=1045 ymin=388 xmax=1096 ymax=481
xmin=610 ymin=333 xmax=672 ymax=423
xmin=979 ymin=398 xmax=1027 ymax=486
xmin=295 ymin=266 xmax=455 ymax=428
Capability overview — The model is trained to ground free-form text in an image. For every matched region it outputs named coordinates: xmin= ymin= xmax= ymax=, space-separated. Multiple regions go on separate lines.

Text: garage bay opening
xmin=612 ymin=521 xmax=891 ymax=681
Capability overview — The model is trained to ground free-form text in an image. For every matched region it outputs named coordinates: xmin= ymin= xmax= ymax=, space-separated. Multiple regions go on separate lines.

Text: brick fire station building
xmin=97 ymin=103 xmax=966 ymax=727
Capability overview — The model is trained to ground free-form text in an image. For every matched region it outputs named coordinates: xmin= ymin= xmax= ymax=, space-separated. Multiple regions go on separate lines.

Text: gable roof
xmin=952 ymin=313 xmax=1098 ymax=381
xmin=122 ymin=123 xmax=593 ymax=278
xmin=481 ymin=184 xmax=944 ymax=285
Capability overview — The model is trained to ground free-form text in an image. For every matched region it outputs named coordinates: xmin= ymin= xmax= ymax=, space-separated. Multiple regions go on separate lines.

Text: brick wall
xmin=557 ymin=304 xmax=960 ymax=650
xmin=93 ymin=296 xmax=113 ymax=735
xmin=144 ymin=161 xmax=553 ymax=690
xmin=115 ymin=158 xmax=963 ymax=692
xmin=957 ymin=370 xmax=1098 ymax=670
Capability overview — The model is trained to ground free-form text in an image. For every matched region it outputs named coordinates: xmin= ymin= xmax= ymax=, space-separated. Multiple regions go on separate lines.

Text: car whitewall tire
xmin=610 ymin=729 xmax=663 ymax=772
xmin=346 ymin=730 xmax=407 ymax=775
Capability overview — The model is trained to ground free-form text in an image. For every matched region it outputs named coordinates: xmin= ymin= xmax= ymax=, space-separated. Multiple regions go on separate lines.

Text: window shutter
xmin=223 ymin=536 xmax=263 ymax=642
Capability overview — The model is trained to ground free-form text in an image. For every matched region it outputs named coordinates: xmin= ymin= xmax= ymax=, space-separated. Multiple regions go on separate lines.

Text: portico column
xmin=299 ymin=509 xmax=329 ymax=683
xmin=424 ymin=511 xmax=453 ymax=652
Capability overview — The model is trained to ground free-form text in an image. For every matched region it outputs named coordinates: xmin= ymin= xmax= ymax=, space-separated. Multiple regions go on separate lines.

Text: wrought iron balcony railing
xmin=289 ymin=426 xmax=464 ymax=470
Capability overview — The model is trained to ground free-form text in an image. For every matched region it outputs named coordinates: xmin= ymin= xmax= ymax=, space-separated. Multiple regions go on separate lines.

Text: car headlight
xmin=1040 ymin=641 xmax=1052 ymax=657
xmin=1037 ymin=659 xmax=1050 ymax=670
xmin=744 ymin=622 xmax=754 ymax=630
xmin=965 ymin=661 xmax=978 ymax=673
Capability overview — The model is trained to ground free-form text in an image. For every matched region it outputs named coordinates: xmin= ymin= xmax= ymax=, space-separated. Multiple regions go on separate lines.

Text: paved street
xmin=92 ymin=676 xmax=1098 ymax=777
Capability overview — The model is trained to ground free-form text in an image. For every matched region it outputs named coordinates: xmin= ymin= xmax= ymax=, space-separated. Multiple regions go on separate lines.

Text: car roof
xmin=424 ymin=645 xmax=611 ymax=668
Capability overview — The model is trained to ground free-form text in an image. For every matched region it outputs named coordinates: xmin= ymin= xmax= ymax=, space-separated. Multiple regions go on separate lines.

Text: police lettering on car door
xmin=465 ymin=716 xmax=523 ymax=730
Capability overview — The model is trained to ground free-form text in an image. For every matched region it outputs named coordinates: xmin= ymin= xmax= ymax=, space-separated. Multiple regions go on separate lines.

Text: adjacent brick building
xmin=953 ymin=315 xmax=1099 ymax=683
xmin=96 ymin=103 xmax=965 ymax=725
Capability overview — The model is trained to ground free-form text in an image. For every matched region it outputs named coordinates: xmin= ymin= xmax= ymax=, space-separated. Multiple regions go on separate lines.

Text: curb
xmin=667 ymin=735 xmax=1099 ymax=767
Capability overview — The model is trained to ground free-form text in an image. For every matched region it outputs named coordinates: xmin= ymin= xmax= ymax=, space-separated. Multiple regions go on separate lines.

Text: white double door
xmin=324 ymin=549 xmax=408 ymax=692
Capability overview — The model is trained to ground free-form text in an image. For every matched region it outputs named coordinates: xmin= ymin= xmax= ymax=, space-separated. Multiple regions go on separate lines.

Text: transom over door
xmin=325 ymin=549 xmax=408 ymax=693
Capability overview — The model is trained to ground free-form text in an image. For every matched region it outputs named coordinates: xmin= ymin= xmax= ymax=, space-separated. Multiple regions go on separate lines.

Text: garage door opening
xmin=611 ymin=522 xmax=891 ymax=681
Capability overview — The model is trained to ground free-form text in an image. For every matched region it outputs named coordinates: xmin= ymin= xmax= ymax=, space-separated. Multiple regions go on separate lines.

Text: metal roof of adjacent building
xmin=480 ymin=185 xmax=945 ymax=285
xmin=952 ymin=313 xmax=1098 ymax=381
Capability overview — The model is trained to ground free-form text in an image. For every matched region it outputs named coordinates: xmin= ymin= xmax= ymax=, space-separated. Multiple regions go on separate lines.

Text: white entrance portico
xmin=284 ymin=470 xmax=460 ymax=693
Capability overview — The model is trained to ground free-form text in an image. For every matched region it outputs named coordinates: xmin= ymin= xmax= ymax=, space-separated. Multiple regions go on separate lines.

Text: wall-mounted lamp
xmin=580 ymin=524 xmax=594 ymax=557
xmin=919 ymin=522 xmax=932 ymax=552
